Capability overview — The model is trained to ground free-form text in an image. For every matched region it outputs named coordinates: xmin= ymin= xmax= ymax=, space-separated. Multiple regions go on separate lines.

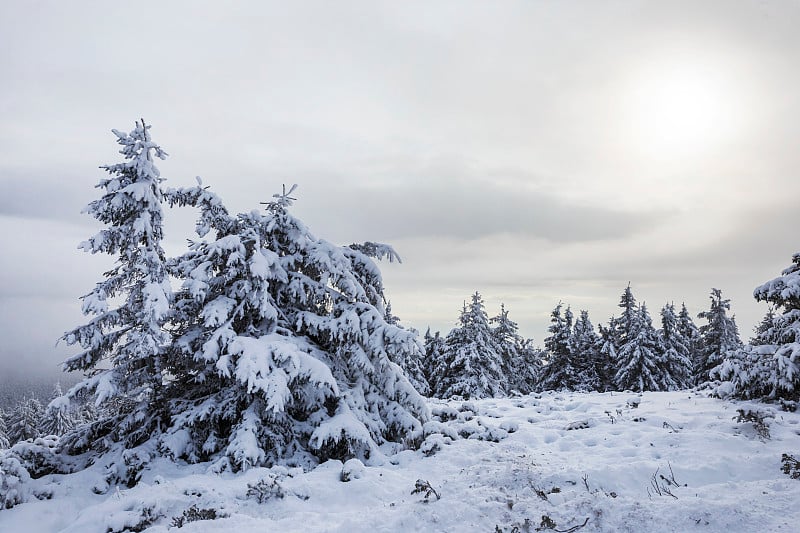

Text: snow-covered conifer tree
xmin=514 ymin=339 xmax=543 ymax=395
xmin=539 ymin=304 xmax=579 ymax=391
xmin=719 ymin=253 xmax=800 ymax=401
xmin=423 ymin=329 xmax=447 ymax=395
xmin=59 ymin=124 xmax=428 ymax=470
xmin=594 ymin=321 xmax=617 ymax=391
xmin=602 ymin=284 xmax=642 ymax=389
xmin=750 ymin=305 xmax=779 ymax=346
xmin=490 ymin=304 xmax=528 ymax=392
xmin=376 ymin=303 xmax=429 ymax=396
xmin=696 ymin=288 xmax=742 ymax=385
xmin=8 ymin=397 xmax=44 ymax=444
xmin=61 ymin=121 xmax=172 ymax=449
xmin=0 ymin=408 xmax=9 ymax=449
xmin=571 ymin=310 xmax=601 ymax=391
xmin=158 ymin=184 xmax=428 ymax=469
xmin=40 ymin=383 xmax=77 ymax=437
xmin=615 ymin=284 xmax=638 ymax=342
xmin=659 ymin=303 xmax=693 ymax=390
xmin=384 ymin=301 xmax=400 ymax=326
xmin=614 ymin=304 xmax=673 ymax=392
xmin=434 ymin=292 xmax=505 ymax=399
xmin=677 ymin=303 xmax=701 ymax=378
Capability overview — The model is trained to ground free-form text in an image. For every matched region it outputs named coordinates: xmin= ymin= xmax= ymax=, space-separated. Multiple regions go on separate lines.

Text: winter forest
xmin=1 ymin=122 xmax=800 ymax=532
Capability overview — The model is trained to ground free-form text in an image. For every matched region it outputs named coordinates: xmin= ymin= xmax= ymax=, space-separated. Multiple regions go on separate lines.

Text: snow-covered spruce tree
xmin=61 ymin=121 xmax=172 ymax=450
xmin=384 ymin=301 xmax=400 ymax=326
xmin=571 ymin=310 xmax=601 ymax=391
xmin=488 ymin=303 xmax=542 ymax=394
xmin=539 ymin=304 xmax=579 ymax=391
xmin=600 ymin=284 xmax=642 ymax=388
xmin=159 ymin=184 xmax=428 ymax=469
xmin=0 ymin=408 xmax=9 ymax=449
xmin=714 ymin=312 xmax=779 ymax=401
xmin=696 ymin=288 xmax=742 ymax=386
xmin=614 ymin=304 xmax=674 ymax=392
xmin=594 ymin=321 xmax=618 ymax=391
xmin=8 ymin=397 xmax=44 ymax=444
xmin=610 ymin=284 xmax=637 ymax=345
xmin=514 ymin=339 xmax=543 ymax=395
xmin=434 ymin=292 xmax=505 ymax=399
xmin=422 ymin=329 xmax=447 ymax=395
xmin=719 ymin=253 xmax=800 ymax=401
xmin=490 ymin=304 xmax=533 ymax=393
xmin=750 ymin=305 xmax=780 ymax=346
xmin=40 ymin=383 xmax=77 ymax=437
xmin=677 ymin=303 xmax=701 ymax=378
xmin=378 ymin=303 xmax=430 ymax=396
xmin=659 ymin=303 xmax=693 ymax=390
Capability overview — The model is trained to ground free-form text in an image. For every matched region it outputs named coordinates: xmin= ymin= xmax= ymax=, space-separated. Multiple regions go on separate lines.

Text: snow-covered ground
xmin=2 ymin=391 xmax=800 ymax=532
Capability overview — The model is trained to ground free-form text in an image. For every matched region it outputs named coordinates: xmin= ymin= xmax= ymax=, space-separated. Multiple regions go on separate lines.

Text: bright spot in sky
xmin=623 ymin=60 xmax=742 ymax=160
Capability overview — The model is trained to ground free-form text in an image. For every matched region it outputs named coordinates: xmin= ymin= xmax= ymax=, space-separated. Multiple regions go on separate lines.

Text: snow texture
xmin=2 ymin=392 xmax=800 ymax=531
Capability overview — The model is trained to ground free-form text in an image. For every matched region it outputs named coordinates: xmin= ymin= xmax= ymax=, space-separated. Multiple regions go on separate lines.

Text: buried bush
xmin=171 ymin=505 xmax=225 ymax=528
xmin=781 ymin=453 xmax=800 ymax=480
xmin=0 ymin=454 xmax=31 ymax=510
xmin=411 ymin=479 xmax=440 ymax=502
xmin=246 ymin=474 xmax=287 ymax=503
xmin=734 ymin=409 xmax=771 ymax=441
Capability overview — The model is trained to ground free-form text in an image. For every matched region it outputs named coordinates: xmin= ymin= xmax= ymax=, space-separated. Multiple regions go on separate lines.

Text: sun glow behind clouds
xmin=622 ymin=57 xmax=746 ymax=160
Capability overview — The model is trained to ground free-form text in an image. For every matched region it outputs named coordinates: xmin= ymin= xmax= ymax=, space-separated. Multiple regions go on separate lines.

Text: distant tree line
xmin=398 ymin=284 xmax=746 ymax=398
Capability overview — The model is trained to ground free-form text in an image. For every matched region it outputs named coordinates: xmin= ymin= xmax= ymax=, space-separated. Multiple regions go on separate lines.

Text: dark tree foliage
xmin=433 ymin=293 xmax=505 ymax=399
xmin=696 ymin=288 xmax=741 ymax=386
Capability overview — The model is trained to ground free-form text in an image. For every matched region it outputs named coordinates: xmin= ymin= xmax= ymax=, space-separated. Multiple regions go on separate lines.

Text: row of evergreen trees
xmin=420 ymin=293 xmax=541 ymax=399
xmin=412 ymin=285 xmax=743 ymax=397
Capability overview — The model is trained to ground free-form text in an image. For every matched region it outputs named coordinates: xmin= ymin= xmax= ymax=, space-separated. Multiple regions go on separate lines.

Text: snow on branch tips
xmin=263 ymin=183 xmax=298 ymax=208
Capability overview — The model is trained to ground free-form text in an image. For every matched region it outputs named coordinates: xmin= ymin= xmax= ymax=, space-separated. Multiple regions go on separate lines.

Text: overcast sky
xmin=1 ymin=0 xmax=799 ymax=381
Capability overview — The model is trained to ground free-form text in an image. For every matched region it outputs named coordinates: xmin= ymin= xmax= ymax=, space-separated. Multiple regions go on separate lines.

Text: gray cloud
xmin=341 ymin=184 xmax=659 ymax=242
xmin=0 ymin=171 xmax=94 ymax=224
xmin=284 ymin=161 xmax=666 ymax=243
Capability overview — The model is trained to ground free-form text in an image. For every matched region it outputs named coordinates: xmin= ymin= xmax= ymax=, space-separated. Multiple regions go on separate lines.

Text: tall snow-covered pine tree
xmin=434 ymin=292 xmax=505 ymax=399
xmin=659 ymin=303 xmax=693 ymax=390
xmin=696 ymin=288 xmax=742 ymax=385
xmin=539 ymin=304 xmax=578 ymax=391
xmin=61 ymin=121 xmax=172 ymax=449
xmin=571 ymin=310 xmax=601 ymax=391
xmin=614 ymin=304 xmax=672 ymax=392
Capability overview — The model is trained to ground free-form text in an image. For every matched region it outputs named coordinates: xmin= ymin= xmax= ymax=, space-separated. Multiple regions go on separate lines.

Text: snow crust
xmin=3 ymin=391 xmax=800 ymax=532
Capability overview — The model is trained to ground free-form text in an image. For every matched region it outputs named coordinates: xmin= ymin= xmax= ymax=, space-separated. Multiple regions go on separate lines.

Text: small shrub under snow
xmin=0 ymin=454 xmax=31 ymax=509
xmin=246 ymin=473 xmax=287 ymax=503
xmin=340 ymin=458 xmax=366 ymax=482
